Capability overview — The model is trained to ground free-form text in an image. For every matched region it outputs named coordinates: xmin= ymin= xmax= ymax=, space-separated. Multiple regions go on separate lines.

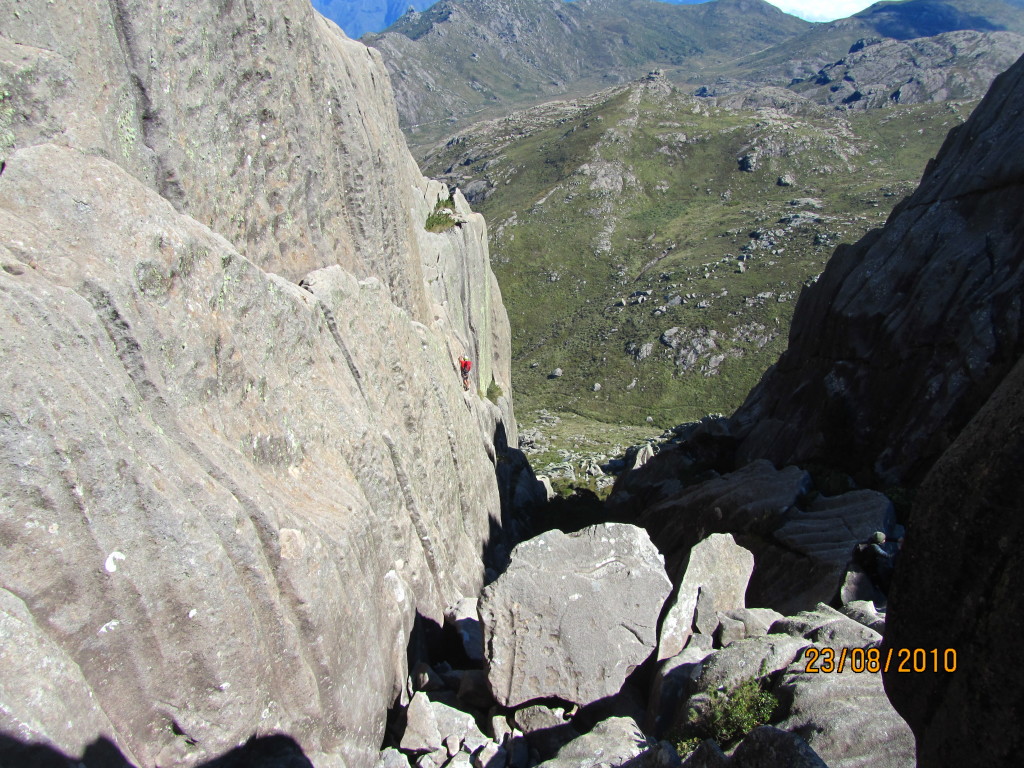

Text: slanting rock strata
xmin=0 ymin=1 xmax=521 ymax=765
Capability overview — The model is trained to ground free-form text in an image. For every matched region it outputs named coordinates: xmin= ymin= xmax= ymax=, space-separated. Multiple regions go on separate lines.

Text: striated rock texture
xmin=883 ymin=350 xmax=1024 ymax=765
xmin=608 ymin=459 xmax=894 ymax=615
xmin=731 ymin=52 xmax=1024 ymax=486
xmin=479 ymin=524 xmax=671 ymax=708
xmin=0 ymin=1 xmax=522 ymax=766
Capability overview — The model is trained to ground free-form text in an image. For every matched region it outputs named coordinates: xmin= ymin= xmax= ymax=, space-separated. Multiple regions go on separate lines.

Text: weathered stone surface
xmin=731 ymin=52 xmax=1024 ymax=486
xmin=679 ymin=739 xmax=729 ymax=768
xmin=535 ymin=717 xmax=648 ymax=768
xmin=838 ymin=601 xmax=885 ymax=635
xmin=731 ymin=726 xmax=827 ymax=768
xmin=614 ymin=451 xmax=902 ymax=615
xmin=512 ymin=705 xmax=569 ymax=734
xmin=377 ymin=748 xmax=413 ymax=768
xmin=884 ymin=333 xmax=1024 ymax=764
xmin=447 ymin=598 xmax=486 ymax=664
xmin=473 ymin=741 xmax=507 ymax=768
xmin=0 ymin=1 xmax=522 ymax=765
xmin=402 ymin=693 xmax=444 ymax=754
xmin=692 ymin=636 xmax=809 ymax=694
xmin=839 ymin=567 xmax=883 ymax=608
xmin=769 ymin=604 xmax=881 ymax=648
xmin=658 ymin=534 xmax=754 ymax=660
xmin=721 ymin=609 xmax=784 ymax=639
xmin=647 ymin=643 xmax=716 ymax=736
xmin=480 ymin=524 xmax=672 ymax=707
xmin=401 ymin=693 xmax=488 ymax=756
xmin=775 ymin=661 xmax=914 ymax=768
xmin=770 ymin=490 xmax=895 ymax=608
xmin=621 ymin=740 xmax=682 ymax=768
xmin=713 ymin=615 xmax=746 ymax=648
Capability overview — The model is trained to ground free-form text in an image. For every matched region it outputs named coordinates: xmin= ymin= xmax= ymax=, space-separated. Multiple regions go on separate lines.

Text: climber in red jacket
xmin=458 ymin=356 xmax=472 ymax=390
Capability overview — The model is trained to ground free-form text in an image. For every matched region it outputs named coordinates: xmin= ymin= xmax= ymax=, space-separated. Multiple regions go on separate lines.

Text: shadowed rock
xmin=730 ymin=50 xmax=1024 ymax=485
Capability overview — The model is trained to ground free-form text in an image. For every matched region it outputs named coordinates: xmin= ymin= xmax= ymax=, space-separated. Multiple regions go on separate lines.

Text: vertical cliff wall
xmin=0 ymin=1 xmax=520 ymax=766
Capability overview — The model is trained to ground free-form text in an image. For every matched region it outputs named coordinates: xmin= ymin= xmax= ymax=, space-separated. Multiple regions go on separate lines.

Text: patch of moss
xmin=425 ymin=194 xmax=458 ymax=232
xmin=672 ymin=677 xmax=778 ymax=754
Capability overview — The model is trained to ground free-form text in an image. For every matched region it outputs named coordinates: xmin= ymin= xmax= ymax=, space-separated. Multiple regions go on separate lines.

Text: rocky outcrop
xmin=0 ymin=1 xmax=522 ymax=766
xmin=792 ymin=30 xmax=1024 ymax=108
xmin=479 ymin=524 xmax=671 ymax=708
xmin=775 ymin=662 xmax=914 ymax=768
xmin=608 ymin=459 xmax=895 ymax=615
xmin=366 ymin=0 xmax=809 ymax=140
xmin=731 ymin=52 xmax=1024 ymax=485
xmin=658 ymin=534 xmax=754 ymax=661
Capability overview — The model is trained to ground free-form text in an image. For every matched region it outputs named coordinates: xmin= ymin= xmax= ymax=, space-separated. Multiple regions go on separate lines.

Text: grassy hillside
xmin=422 ymin=77 xmax=975 ymax=467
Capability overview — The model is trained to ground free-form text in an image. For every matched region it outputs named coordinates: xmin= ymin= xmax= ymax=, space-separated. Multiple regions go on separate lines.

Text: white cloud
xmin=763 ymin=0 xmax=898 ymax=23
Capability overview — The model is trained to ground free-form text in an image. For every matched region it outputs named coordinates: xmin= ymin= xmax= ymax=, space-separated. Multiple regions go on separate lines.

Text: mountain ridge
xmin=366 ymin=0 xmax=811 ymax=144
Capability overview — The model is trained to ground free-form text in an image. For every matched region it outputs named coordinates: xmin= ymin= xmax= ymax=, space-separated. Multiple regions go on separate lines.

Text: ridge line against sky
xmin=310 ymin=0 xmax=908 ymax=40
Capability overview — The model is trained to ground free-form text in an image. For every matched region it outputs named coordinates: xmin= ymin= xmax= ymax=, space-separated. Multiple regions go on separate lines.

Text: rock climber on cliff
xmin=458 ymin=356 xmax=472 ymax=391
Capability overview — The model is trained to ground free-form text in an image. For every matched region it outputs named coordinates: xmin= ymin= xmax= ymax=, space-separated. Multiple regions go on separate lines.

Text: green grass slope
xmin=423 ymin=77 xmax=974 ymax=463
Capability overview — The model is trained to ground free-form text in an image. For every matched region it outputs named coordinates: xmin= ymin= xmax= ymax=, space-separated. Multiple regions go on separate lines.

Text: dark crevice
xmin=106 ymin=0 xmax=185 ymax=208
xmin=316 ymin=300 xmax=366 ymax=399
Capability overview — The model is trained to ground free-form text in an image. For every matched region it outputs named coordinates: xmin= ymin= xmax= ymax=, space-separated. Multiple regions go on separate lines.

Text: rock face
xmin=884 ymin=339 xmax=1024 ymax=764
xmin=731 ymin=53 xmax=1024 ymax=486
xmin=479 ymin=524 xmax=672 ymax=707
xmin=0 ymin=1 xmax=520 ymax=766
xmin=775 ymin=662 xmax=914 ymax=768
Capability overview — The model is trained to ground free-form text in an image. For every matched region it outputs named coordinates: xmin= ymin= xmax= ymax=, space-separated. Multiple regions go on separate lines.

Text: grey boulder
xmin=480 ymin=524 xmax=671 ymax=707
xmin=731 ymin=726 xmax=828 ymax=768
xmin=775 ymin=661 xmax=914 ymax=768
xmin=658 ymin=534 xmax=754 ymax=660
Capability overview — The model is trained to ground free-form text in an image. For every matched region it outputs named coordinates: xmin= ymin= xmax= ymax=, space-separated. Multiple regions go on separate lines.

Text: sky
xmin=312 ymin=0 xmax=897 ymax=39
xmin=761 ymin=0 xmax=890 ymax=23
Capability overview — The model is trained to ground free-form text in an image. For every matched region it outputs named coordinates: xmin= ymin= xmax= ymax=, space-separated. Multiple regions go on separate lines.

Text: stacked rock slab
xmin=608 ymin=459 xmax=894 ymax=615
xmin=0 ymin=1 xmax=520 ymax=766
xmin=658 ymin=534 xmax=754 ymax=661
